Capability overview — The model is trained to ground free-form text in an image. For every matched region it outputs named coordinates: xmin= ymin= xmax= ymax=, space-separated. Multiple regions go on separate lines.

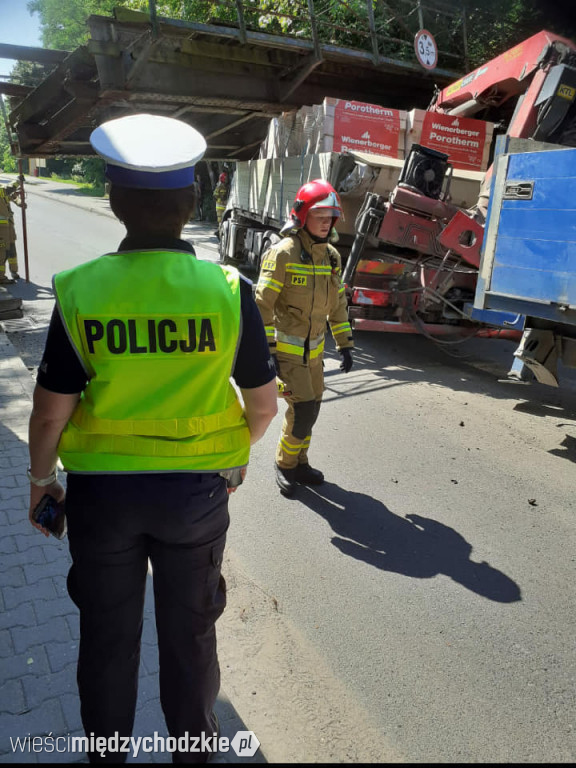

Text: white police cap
xmin=90 ymin=114 xmax=207 ymax=189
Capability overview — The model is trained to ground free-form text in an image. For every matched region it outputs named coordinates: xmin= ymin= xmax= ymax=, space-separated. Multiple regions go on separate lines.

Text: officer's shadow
xmin=299 ymin=483 xmax=521 ymax=603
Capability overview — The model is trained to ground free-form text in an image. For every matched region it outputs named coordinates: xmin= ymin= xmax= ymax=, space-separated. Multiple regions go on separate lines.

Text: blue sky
xmin=0 ymin=0 xmax=43 ymax=78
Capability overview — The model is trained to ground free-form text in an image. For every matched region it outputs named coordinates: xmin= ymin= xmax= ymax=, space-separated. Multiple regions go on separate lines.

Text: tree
xmin=26 ymin=0 xmax=576 ymax=73
xmin=27 ymin=0 xmax=124 ymax=50
xmin=463 ymin=0 xmax=576 ymax=69
xmin=0 ymin=118 xmax=17 ymax=173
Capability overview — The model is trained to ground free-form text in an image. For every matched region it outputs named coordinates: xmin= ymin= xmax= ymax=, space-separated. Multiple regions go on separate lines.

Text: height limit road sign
xmin=414 ymin=29 xmax=438 ymax=70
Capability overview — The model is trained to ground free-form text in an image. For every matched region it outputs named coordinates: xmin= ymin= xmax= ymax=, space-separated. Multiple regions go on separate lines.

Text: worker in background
xmin=213 ymin=171 xmax=229 ymax=235
xmin=255 ymin=179 xmax=354 ymax=497
xmin=27 ymin=113 xmax=278 ymax=763
xmin=0 ymin=181 xmax=22 ymax=282
xmin=191 ymin=177 xmax=201 ymax=220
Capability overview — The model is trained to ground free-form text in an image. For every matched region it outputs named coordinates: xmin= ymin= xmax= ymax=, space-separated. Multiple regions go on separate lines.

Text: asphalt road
xmin=5 ymin=188 xmax=576 ymax=762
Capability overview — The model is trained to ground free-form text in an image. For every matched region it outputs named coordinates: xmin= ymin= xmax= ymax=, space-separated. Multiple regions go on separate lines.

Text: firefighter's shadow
xmin=549 ymin=433 xmax=576 ymax=463
xmin=300 ymin=483 xmax=521 ymax=603
xmin=8 ymin=280 xmax=54 ymax=301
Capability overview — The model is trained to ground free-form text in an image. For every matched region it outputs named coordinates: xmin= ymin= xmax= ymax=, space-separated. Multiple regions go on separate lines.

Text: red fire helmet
xmin=280 ymin=179 xmax=343 ymax=234
xmin=219 ymin=172 xmax=228 ymax=183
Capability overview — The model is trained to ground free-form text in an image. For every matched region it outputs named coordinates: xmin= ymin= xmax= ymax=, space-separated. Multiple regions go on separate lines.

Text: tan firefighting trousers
xmin=215 ymin=204 xmax=226 ymax=224
xmin=275 ymin=355 xmax=325 ymax=469
xmin=0 ymin=223 xmax=18 ymax=280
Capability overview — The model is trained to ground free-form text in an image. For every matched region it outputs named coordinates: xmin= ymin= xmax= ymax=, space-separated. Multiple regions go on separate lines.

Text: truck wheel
xmin=219 ymin=220 xmax=230 ymax=263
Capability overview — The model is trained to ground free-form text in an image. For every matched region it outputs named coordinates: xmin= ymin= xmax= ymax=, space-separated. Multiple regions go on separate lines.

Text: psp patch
xmin=291 ymin=275 xmax=307 ymax=286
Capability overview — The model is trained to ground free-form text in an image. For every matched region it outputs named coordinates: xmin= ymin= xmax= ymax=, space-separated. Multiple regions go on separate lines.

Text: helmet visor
xmin=309 ymin=192 xmax=342 ymax=218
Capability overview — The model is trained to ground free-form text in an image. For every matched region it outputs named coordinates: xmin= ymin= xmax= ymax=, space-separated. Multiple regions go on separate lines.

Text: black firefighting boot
xmin=295 ymin=463 xmax=324 ymax=485
xmin=275 ymin=463 xmax=298 ymax=496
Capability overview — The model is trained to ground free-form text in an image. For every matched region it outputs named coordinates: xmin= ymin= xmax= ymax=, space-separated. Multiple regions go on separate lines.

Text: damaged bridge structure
xmin=0 ymin=1 xmax=466 ymax=162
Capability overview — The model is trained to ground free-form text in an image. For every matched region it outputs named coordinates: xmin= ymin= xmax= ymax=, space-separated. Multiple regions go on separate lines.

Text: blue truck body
xmin=475 ymin=141 xmax=576 ymax=327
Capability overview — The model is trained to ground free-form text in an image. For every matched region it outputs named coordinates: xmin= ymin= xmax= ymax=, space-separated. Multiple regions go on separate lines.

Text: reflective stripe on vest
xmin=54 ymin=249 xmax=250 ymax=473
xmin=276 ymin=330 xmax=324 ymax=359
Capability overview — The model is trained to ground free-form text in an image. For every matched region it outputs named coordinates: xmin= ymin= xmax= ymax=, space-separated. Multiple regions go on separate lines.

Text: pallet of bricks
xmin=259 ymin=97 xmax=407 ymax=159
xmin=253 ymin=98 xmax=493 ymax=230
xmin=405 ymin=109 xmax=495 ymax=173
xmin=257 ymin=97 xmax=407 ymax=235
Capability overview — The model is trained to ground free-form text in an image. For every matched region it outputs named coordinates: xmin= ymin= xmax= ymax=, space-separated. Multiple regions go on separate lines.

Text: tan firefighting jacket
xmin=255 ymin=229 xmax=354 ymax=364
xmin=0 ymin=188 xmax=16 ymax=245
xmin=213 ymin=182 xmax=228 ymax=207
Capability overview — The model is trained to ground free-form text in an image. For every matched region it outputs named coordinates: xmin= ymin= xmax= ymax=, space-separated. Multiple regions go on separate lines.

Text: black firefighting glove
xmin=339 ymin=348 xmax=353 ymax=373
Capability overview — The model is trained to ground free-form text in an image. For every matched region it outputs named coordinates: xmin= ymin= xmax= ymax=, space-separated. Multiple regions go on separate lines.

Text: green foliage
xmin=0 ymin=116 xmax=17 ymax=173
xmin=81 ymin=157 xmax=106 ymax=188
xmin=9 ymin=60 xmax=51 ymax=87
xmin=1 ymin=148 xmax=17 ymax=174
xmin=27 ymin=0 xmax=127 ymax=49
xmin=465 ymin=0 xmax=551 ymax=69
xmin=26 ymin=0 xmax=576 ymax=74
xmin=45 ymin=157 xmax=75 ymax=177
xmin=436 ymin=0 xmax=576 ymax=70
xmin=4 ymin=60 xmax=52 ymax=112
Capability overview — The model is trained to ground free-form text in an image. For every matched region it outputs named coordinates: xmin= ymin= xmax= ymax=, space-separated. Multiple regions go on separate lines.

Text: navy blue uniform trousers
xmin=65 ymin=472 xmax=229 ymax=764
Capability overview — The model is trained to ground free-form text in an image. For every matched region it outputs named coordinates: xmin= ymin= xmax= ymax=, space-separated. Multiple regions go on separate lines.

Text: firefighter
xmin=255 ymin=179 xmax=354 ymax=496
xmin=0 ymin=182 xmax=21 ymax=282
xmin=213 ymin=171 xmax=228 ymax=233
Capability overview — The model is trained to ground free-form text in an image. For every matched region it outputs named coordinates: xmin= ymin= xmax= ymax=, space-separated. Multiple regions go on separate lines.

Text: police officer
xmin=27 ymin=114 xmax=277 ymax=763
xmin=255 ymin=179 xmax=354 ymax=496
xmin=0 ymin=182 xmax=21 ymax=282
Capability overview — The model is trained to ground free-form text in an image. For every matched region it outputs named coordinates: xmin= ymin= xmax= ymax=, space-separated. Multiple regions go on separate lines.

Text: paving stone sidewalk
xmin=0 ymin=182 xmax=265 ymax=763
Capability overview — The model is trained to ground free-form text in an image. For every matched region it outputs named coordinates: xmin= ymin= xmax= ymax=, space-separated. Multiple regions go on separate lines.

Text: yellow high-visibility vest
xmin=54 ymin=249 xmax=250 ymax=473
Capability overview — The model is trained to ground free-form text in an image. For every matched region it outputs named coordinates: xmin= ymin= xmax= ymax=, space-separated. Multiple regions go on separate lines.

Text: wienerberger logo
xmin=429 ymin=118 xmax=480 ymax=138
xmin=343 ymin=101 xmax=394 ymax=116
xmin=341 ymin=135 xmax=392 ymax=151
xmin=427 ymin=117 xmax=481 ymax=148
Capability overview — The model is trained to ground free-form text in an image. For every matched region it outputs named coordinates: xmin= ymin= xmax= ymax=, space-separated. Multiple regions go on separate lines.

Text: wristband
xmin=27 ymin=467 xmax=58 ymax=487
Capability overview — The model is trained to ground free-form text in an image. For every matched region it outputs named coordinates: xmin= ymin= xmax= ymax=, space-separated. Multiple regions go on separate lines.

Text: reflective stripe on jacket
xmin=54 ymin=249 xmax=251 ymax=473
xmin=254 ymin=230 xmax=353 ymax=363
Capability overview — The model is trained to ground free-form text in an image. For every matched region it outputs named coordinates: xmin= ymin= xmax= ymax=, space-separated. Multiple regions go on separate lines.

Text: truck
xmin=342 ymin=30 xmax=576 ymax=339
xmin=219 ymin=30 xmax=576 ymax=364
xmin=220 ymin=150 xmax=486 ymax=279
xmin=219 ymin=98 xmax=490 ymax=288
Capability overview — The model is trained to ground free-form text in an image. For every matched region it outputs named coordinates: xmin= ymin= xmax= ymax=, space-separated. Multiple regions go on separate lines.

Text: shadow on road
xmin=322 ymin=331 xmax=576 ymax=425
xmin=8 ymin=280 xmax=54 ymax=302
xmin=299 ymin=482 xmax=522 ymax=603
xmin=548 ymin=433 xmax=576 ymax=463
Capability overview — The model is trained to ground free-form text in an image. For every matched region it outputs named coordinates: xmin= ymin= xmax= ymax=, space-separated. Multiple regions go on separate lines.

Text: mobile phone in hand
xmin=32 ymin=494 xmax=67 ymax=540
xmin=219 ymin=468 xmax=244 ymax=490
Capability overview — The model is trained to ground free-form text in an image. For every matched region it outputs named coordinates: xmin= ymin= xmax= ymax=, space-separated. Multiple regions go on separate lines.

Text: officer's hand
xmin=29 ymin=479 xmax=66 ymax=537
xmin=228 ymin=467 xmax=247 ymax=494
xmin=339 ymin=348 xmax=353 ymax=373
